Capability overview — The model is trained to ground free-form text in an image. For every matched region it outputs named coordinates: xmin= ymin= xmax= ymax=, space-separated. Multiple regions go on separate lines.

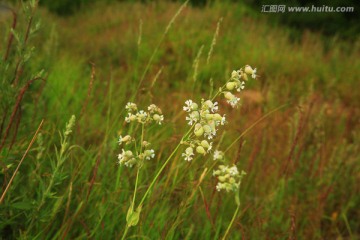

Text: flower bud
xmin=242 ymin=72 xmax=248 ymax=81
xmin=224 ymin=92 xmax=234 ymax=100
xmin=122 ymin=135 xmax=131 ymax=143
xmin=213 ymin=170 xmax=221 ymax=176
xmin=191 ymin=102 xmax=198 ymax=110
xmin=244 ymin=65 xmax=254 ymax=75
xmin=218 ymin=176 xmax=226 ymax=182
xmin=229 ymin=177 xmax=236 ymax=184
xmin=129 ymin=114 xmax=137 ymax=121
xmin=196 ymin=146 xmax=206 ymax=155
xmin=226 ymin=82 xmax=236 ymax=91
xmin=201 ymin=140 xmax=210 ymax=149
xmin=203 ymin=125 xmax=212 ymax=133
xmin=194 ymin=126 xmax=204 ymax=137
xmin=153 ymin=114 xmax=161 ymax=121
xmin=204 ymin=100 xmax=213 ymax=109
xmin=185 ymin=147 xmax=194 ymax=155
xmin=125 ymin=150 xmax=133 ymax=158
xmin=231 ymin=70 xmax=239 ymax=80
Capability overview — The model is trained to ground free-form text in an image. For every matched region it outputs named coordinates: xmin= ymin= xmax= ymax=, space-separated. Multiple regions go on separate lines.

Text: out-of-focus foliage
xmin=243 ymin=0 xmax=360 ymax=39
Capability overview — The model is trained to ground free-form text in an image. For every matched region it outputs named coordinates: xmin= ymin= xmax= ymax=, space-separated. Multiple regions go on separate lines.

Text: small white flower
xmin=221 ymin=115 xmax=226 ymax=125
xmin=148 ymin=104 xmax=162 ymax=114
xmin=117 ymin=149 xmax=125 ymax=163
xmin=153 ymin=114 xmax=164 ymax=125
xmin=136 ymin=110 xmax=148 ymax=122
xmin=211 ymin=102 xmax=218 ymax=113
xmin=144 ymin=149 xmax=155 ymax=160
xmin=227 ymin=97 xmax=240 ymax=108
xmin=251 ymin=68 xmax=257 ymax=79
xmin=207 ymin=142 xmax=213 ymax=153
xmin=231 ymin=70 xmax=240 ymax=80
xmin=118 ymin=135 xmax=123 ymax=145
xmin=229 ymin=165 xmax=239 ymax=176
xmin=125 ymin=102 xmax=137 ymax=112
xmin=182 ymin=147 xmax=194 ymax=161
xmin=213 ymin=150 xmax=224 ymax=160
xmin=186 ymin=111 xmax=199 ymax=126
xmin=213 ymin=165 xmax=244 ymax=192
xmin=203 ymin=124 xmax=216 ymax=140
xmin=244 ymin=65 xmax=254 ymax=75
xmin=204 ymin=131 xmax=214 ymax=140
xmin=236 ymin=81 xmax=245 ymax=92
xmin=183 ymin=100 xmax=193 ymax=112
xmin=118 ymin=135 xmax=131 ymax=145
xmin=125 ymin=113 xmax=132 ymax=123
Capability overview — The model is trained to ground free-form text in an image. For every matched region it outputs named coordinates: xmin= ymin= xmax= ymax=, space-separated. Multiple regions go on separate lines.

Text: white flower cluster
xmin=125 ymin=102 xmax=164 ymax=125
xmin=213 ymin=165 xmax=246 ymax=192
xmin=181 ymin=99 xmax=226 ymax=161
xmin=117 ymin=136 xmax=155 ymax=167
xmin=223 ymin=65 xmax=257 ymax=108
xmin=117 ymin=102 xmax=163 ymax=167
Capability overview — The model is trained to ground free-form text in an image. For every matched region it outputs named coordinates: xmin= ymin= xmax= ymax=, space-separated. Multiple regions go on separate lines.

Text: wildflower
xmin=226 ymin=82 xmax=236 ymax=91
xmin=236 ymin=81 xmax=245 ymax=92
xmin=125 ymin=102 xmax=138 ymax=112
xmin=136 ymin=110 xmax=148 ymax=123
xmin=125 ymin=113 xmax=136 ymax=123
xmin=221 ymin=115 xmax=226 ymax=125
xmin=153 ymin=114 xmax=164 ymax=125
xmin=224 ymin=92 xmax=240 ymax=108
xmin=251 ymin=69 xmax=257 ymax=79
xmin=244 ymin=65 xmax=254 ymax=75
xmin=182 ymin=147 xmax=194 ymax=161
xmin=142 ymin=141 xmax=150 ymax=147
xmin=186 ymin=111 xmax=199 ymax=126
xmin=194 ymin=123 xmax=204 ymax=136
xmin=203 ymin=124 xmax=215 ymax=140
xmin=148 ymin=104 xmax=162 ymax=114
xmin=196 ymin=145 xmax=206 ymax=155
xmin=118 ymin=135 xmax=132 ymax=145
xmin=144 ymin=149 xmax=155 ymax=160
xmin=231 ymin=70 xmax=240 ymax=80
xmin=213 ymin=150 xmax=224 ymax=160
xmin=211 ymin=102 xmax=218 ymax=113
xmin=213 ymin=165 xmax=246 ymax=192
xmin=200 ymin=140 xmax=212 ymax=153
xmin=244 ymin=65 xmax=257 ymax=79
xmin=118 ymin=149 xmax=137 ymax=167
xmin=183 ymin=100 xmax=193 ymax=112
xmin=203 ymin=100 xmax=218 ymax=113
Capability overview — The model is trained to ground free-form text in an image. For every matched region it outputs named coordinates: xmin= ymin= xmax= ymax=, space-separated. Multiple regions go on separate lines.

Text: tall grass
xmin=0 ymin=1 xmax=359 ymax=239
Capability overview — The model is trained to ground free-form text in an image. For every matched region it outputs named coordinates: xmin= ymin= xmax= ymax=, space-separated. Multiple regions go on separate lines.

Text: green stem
xmin=121 ymin=225 xmax=130 ymax=240
xmin=221 ymin=203 xmax=240 ymax=240
xmin=138 ymin=126 xmax=193 ymax=207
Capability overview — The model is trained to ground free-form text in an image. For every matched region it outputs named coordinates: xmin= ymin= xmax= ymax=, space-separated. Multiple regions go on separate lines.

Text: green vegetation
xmin=1 ymin=1 xmax=359 ymax=239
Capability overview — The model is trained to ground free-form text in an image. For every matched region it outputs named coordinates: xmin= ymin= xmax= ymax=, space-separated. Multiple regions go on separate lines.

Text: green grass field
xmin=1 ymin=1 xmax=359 ymax=239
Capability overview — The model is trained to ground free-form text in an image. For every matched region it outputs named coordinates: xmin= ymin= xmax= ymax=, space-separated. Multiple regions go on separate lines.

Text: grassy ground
xmin=1 ymin=1 xmax=359 ymax=239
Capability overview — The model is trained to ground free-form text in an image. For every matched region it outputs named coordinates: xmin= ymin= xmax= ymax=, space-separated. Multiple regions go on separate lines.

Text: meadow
xmin=0 ymin=1 xmax=359 ymax=239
